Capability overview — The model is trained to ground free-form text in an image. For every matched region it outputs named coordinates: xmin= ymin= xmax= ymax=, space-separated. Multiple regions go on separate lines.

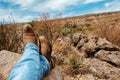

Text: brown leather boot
xmin=39 ymin=36 xmax=55 ymax=70
xmin=23 ymin=24 xmax=37 ymax=46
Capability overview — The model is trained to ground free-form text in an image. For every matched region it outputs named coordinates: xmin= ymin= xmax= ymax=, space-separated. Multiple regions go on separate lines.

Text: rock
xmin=43 ymin=67 xmax=63 ymax=80
xmin=64 ymin=74 xmax=98 ymax=80
xmin=52 ymin=51 xmax=65 ymax=65
xmin=72 ymin=33 xmax=81 ymax=46
xmin=97 ymin=38 xmax=120 ymax=51
xmin=56 ymin=37 xmax=71 ymax=47
xmin=63 ymin=75 xmax=74 ymax=80
xmin=63 ymin=37 xmax=71 ymax=46
xmin=71 ymin=46 xmax=84 ymax=57
xmin=72 ymin=33 xmax=88 ymax=46
xmin=80 ymin=37 xmax=99 ymax=57
xmin=71 ymin=33 xmax=120 ymax=79
xmin=95 ymin=50 xmax=120 ymax=66
xmin=76 ymin=35 xmax=120 ymax=58
xmin=76 ymin=38 xmax=86 ymax=49
xmin=109 ymin=73 xmax=120 ymax=80
xmin=0 ymin=50 xmax=63 ymax=80
xmin=56 ymin=38 xmax=63 ymax=43
xmin=89 ymin=58 xmax=120 ymax=79
xmin=0 ymin=50 xmax=21 ymax=80
xmin=55 ymin=33 xmax=120 ymax=80
xmin=90 ymin=36 xmax=99 ymax=43
xmin=78 ymin=74 xmax=99 ymax=80
xmin=76 ymin=39 xmax=84 ymax=49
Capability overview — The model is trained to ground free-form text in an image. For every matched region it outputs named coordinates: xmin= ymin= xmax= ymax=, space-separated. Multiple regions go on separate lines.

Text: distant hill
xmin=32 ymin=11 xmax=120 ymax=29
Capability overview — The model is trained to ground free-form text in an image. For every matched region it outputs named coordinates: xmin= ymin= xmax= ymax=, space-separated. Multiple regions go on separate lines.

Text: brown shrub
xmin=0 ymin=20 xmax=23 ymax=53
xmin=95 ymin=18 xmax=120 ymax=47
xmin=32 ymin=13 xmax=63 ymax=45
xmin=67 ymin=53 xmax=90 ymax=76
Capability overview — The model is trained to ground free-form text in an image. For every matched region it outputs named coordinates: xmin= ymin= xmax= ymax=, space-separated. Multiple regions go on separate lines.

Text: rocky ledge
xmin=52 ymin=33 xmax=120 ymax=80
xmin=0 ymin=32 xmax=120 ymax=80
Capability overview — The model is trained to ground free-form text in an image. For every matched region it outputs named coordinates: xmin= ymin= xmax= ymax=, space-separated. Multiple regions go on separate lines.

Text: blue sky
xmin=0 ymin=0 xmax=120 ymax=23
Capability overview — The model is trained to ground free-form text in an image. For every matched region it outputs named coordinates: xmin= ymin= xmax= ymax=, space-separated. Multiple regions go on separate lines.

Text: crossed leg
xmin=9 ymin=24 xmax=54 ymax=80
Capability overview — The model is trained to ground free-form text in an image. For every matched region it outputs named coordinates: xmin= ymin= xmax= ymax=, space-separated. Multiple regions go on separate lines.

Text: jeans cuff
xmin=25 ymin=43 xmax=39 ymax=51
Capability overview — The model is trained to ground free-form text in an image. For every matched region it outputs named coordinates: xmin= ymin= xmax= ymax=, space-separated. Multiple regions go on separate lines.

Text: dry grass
xmin=110 ymin=28 xmax=120 ymax=46
xmin=95 ymin=18 xmax=120 ymax=47
xmin=32 ymin=13 xmax=63 ymax=45
xmin=66 ymin=52 xmax=90 ymax=76
xmin=0 ymin=19 xmax=23 ymax=53
xmin=53 ymin=43 xmax=66 ymax=52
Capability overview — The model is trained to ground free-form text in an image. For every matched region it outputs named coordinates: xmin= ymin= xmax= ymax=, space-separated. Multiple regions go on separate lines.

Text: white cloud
xmin=32 ymin=0 xmax=80 ymax=12
xmin=104 ymin=0 xmax=120 ymax=9
xmin=4 ymin=0 xmax=35 ymax=8
xmin=1 ymin=0 xmax=120 ymax=23
xmin=0 ymin=8 xmax=33 ymax=23
xmin=3 ymin=0 xmax=81 ymax=12
xmin=0 ymin=0 xmax=36 ymax=22
xmin=84 ymin=0 xmax=103 ymax=4
xmin=3 ymin=0 xmax=105 ymax=12
xmin=95 ymin=0 xmax=120 ymax=13
xmin=104 ymin=2 xmax=112 ymax=7
xmin=32 ymin=0 xmax=105 ymax=12
xmin=16 ymin=15 xmax=34 ymax=22
xmin=0 ymin=8 xmax=11 ymax=20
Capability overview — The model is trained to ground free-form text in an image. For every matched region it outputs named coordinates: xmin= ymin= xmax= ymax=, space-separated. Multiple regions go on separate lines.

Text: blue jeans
xmin=9 ymin=43 xmax=50 ymax=80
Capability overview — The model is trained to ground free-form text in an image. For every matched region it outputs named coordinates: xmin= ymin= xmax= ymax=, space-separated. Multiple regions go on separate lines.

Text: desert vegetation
xmin=95 ymin=17 xmax=120 ymax=46
xmin=1 ymin=12 xmax=119 ymax=53
xmin=0 ymin=11 xmax=120 ymax=80
xmin=31 ymin=13 xmax=63 ymax=45
xmin=0 ymin=18 xmax=23 ymax=53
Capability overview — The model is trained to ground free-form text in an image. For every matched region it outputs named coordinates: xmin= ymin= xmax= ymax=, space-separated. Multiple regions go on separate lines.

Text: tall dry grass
xmin=32 ymin=13 xmax=63 ymax=45
xmin=0 ymin=18 xmax=23 ymax=53
xmin=95 ymin=18 xmax=120 ymax=47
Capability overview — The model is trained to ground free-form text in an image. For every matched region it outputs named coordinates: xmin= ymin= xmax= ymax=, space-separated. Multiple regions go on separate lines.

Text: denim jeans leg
xmin=9 ymin=43 xmax=50 ymax=80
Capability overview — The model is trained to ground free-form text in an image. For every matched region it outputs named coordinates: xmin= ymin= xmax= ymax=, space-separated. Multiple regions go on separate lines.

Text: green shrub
xmin=62 ymin=28 xmax=74 ymax=36
xmin=76 ymin=26 xmax=83 ymax=31
xmin=67 ymin=53 xmax=90 ymax=75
